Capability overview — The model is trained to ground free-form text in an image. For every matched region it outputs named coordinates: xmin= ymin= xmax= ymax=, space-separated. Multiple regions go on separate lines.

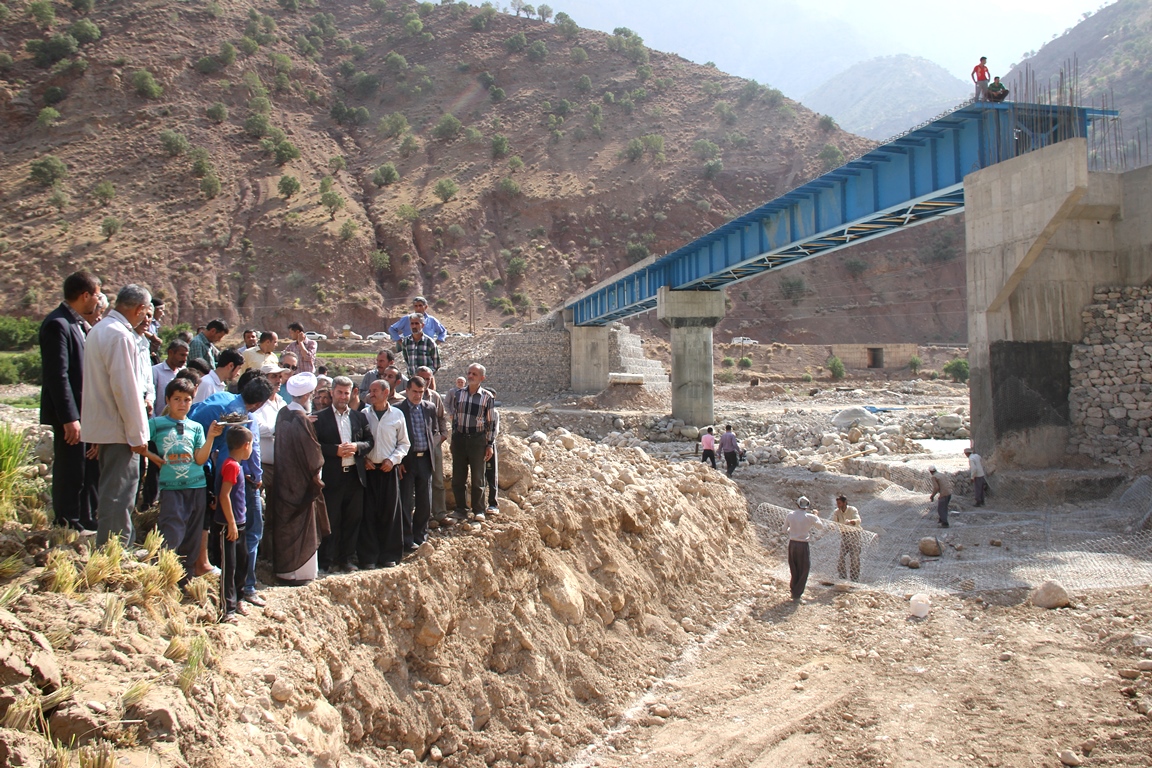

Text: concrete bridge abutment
xmin=966 ymin=138 xmax=1152 ymax=468
xmin=657 ymin=286 xmax=725 ymax=427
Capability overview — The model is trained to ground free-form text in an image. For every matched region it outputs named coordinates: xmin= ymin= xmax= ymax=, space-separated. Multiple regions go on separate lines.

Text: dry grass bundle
xmin=0 ymin=424 xmax=29 ymax=523
xmin=163 ymin=635 xmax=190 ymax=662
xmin=156 ymin=548 xmax=182 ymax=590
xmin=177 ymin=634 xmax=212 ymax=693
xmin=48 ymin=526 xmax=79 ymax=547
xmin=45 ymin=625 xmax=72 ymax=651
xmin=165 ymin=613 xmax=187 ymax=638
xmin=0 ymin=583 xmax=25 ymax=608
xmin=184 ymin=573 xmax=217 ymax=609
xmin=141 ymin=529 xmax=163 ymax=561
xmin=76 ymin=741 xmax=116 ymax=768
xmin=82 ymin=549 xmax=116 ymax=590
xmin=126 ymin=564 xmax=180 ymax=618
xmin=0 ymin=693 xmax=42 ymax=731
xmin=41 ymin=684 xmax=75 ymax=711
xmin=42 ymin=549 xmax=78 ymax=595
xmin=24 ymin=507 xmax=49 ymax=530
xmin=0 ymin=551 xmax=27 ymax=579
xmin=120 ymin=679 xmax=152 ymax=708
xmin=100 ymin=595 xmax=125 ymax=634
xmin=47 ymin=742 xmax=72 ymax=768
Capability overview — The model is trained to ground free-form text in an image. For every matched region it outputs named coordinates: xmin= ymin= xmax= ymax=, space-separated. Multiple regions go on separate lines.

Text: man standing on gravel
xmin=83 ymin=284 xmax=152 ymax=546
xmin=285 ymin=322 xmax=318 ymax=374
xmin=449 ymin=363 xmax=496 ymax=521
xmin=928 ymin=466 xmax=952 ymax=528
xmin=40 ymin=270 xmax=102 ymax=532
xmin=719 ymin=425 xmax=741 ymax=478
xmin=389 ymin=296 xmax=447 ymax=342
xmin=964 ymin=448 xmax=987 ymax=507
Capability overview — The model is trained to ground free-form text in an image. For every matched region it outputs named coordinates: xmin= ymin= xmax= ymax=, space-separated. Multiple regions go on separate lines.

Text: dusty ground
xmin=1 ymin=381 xmax=1150 ymax=767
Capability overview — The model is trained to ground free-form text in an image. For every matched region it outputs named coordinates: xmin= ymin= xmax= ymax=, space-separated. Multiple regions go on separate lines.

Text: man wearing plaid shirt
xmin=400 ymin=314 xmax=441 ymax=376
xmin=449 ymin=363 xmax=496 ymax=521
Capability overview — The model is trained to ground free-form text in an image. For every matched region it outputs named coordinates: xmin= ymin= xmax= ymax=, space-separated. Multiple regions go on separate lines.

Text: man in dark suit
xmin=39 ymin=271 xmax=102 ymax=531
xmin=396 ymin=374 xmax=440 ymax=551
xmin=313 ymin=375 xmax=373 ymax=573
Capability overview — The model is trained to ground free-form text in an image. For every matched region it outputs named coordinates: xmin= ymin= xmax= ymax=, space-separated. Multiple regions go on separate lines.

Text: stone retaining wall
xmin=1068 ymin=287 xmax=1152 ymax=464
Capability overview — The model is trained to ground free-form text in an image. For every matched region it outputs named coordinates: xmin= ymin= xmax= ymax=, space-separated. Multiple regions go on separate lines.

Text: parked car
xmin=731 ymin=336 xmax=759 ymax=345
xmin=304 ymin=331 xmax=327 ymax=341
xmin=451 ymin=332 xmax=474 ymax=338
xmin=366 ymin=331 xmax=390 ymax=342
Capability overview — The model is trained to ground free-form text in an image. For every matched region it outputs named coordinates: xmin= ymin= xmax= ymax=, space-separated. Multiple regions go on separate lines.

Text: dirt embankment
xmin=0 ymin=431 xmax=756 ymax=766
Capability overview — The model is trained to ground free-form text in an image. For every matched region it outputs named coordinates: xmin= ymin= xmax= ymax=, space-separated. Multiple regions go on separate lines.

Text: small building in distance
xmin=830 ymin=343 xmax=919 ymax=370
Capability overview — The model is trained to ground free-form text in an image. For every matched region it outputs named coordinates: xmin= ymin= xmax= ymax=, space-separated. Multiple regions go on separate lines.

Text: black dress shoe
xmin=360 ymin=562 xmax=377 ymax=570
xmin=404 ymin=543 xmax=419 ymax=553
xmin=382 ymin=560 xmax=398 ymax=568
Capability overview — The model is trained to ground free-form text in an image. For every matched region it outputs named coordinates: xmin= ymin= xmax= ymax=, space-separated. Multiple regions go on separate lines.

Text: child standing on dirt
xmin=214 ymin=427 xmax=253 ymax=623
xmin=146 ymin=378 xmax=222 ymax=584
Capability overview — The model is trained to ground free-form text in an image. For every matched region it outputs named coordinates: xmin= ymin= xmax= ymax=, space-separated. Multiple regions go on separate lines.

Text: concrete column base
xmin=657 ymin=287 xmax=725 ymax=427
xmin=568 ymin=325 xmax=610 ymax=393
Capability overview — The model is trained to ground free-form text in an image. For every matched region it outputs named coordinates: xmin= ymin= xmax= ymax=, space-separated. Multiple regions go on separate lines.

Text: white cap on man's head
xmin=797 ymin=496 xmax=810 ymax=509
xmin=928 ymin=465 xmax=937 ymax=473
xmin=286 ymin=372 xmax=317 ymax=397
xmin=260 ymin=363 xmax=287 ymax=375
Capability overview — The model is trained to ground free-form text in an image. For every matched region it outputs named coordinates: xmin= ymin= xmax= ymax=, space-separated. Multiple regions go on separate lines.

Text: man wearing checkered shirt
xmin=449 ymin=363 xmax=495 ymax=521
xmin=400 ymin=314 xmax=441 ymax=376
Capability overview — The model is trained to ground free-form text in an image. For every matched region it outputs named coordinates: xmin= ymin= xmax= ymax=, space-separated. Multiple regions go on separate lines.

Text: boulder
xmin=918 ymin=537 xmax=942 ymax=557
xmin=538 ymin=554 xmax=585 ymax=624
xmin=936 ymin=413 xmax=964 ymax=431
xmin=831 ymin=407 xmax=878 ymax=429
xmin=1032 ymin=580 xmax=1070 ymax=609
xmin=496 ymin=435 xmax=535 ymax=490
xmin=847 ymin=427 xmax=862 ymax=444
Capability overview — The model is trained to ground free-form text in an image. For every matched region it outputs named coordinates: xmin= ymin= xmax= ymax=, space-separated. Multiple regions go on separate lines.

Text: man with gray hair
xmin=414 ymin=366 xmax=449 ymax=522
xmin=83 ymin=284 xmax=152 ymax=545
xmin=448 ymin=363 xmax=497 ymax=522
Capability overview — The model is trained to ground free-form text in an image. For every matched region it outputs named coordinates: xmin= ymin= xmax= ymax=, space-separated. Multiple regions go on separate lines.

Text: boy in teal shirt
xmin=147 ymin=377 xmax=221 ymax=582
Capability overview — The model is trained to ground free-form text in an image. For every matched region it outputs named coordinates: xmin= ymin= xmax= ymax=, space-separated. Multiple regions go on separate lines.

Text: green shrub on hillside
xmin=508 ymin=156 xmax=524 ymax=172
xmin=623 ymin=138 xmax=644 ymax=162
xmin=278 ymin=175 xmax=301 ymax=198
xmin=206 ymin=102 xmax=228 ymax=123
xmin=48 ymin=186 xmax=69 ymax=210
xmin=159 ymin=130 xmax=190 ymax=156
xmin=780 ymin=275 xmax=805 ymax=302
xmin=190 ymin=148 xmax=214 ymax=177
xmin=238 ymin=36 xmax=260 ymax=56
xmin=71 ymin=0 xmax=95 ymax=13
xmin=101 ymin=216 xmax=122 ymax=239
xmin=26 ymin=35 xmax=78 ymax=68
xmin=0 ymin=317 xmax=39 ymax=351
xmin=489 ymin=87 xmax=505 ymax=102
xmin=703 ymin=159 xmax=723 ymax=179
xmin=433 ymin=177 xmax=458 ymax=203
xmin=92 ymin=180 xmax=115 ymax=205
xmin=378 ymin=112 xmax=408 ymax=138
xmin=527 ymin=40 xmax=547 ymax=61
xmin=244 ymin=113 xmax=270 ymax=137
xmin=399 ymin=134 xmax=420 ymax=157
xmin=320 ymin=190 xmax=344 ymax=219
xmin=69 ymin=19 xmax=101 ymax=45
xmin=826 ymin=355 xmax=845 ymax=380
xmin=692 ymin=139 xmax=720 ymax=160
xmin=471 ymin=5 xmax=497 ymax=30
xmin=554 ymin=11 xmax=578 ymax=39
xmin=715 ymin=101 xmax=737 ymax=125
xmin=372 ymin=163 xmax=399 ymax=186
xmin=133 ymin=70 xmax=163 ymax=99
xmin=28 ymin=0 xmax=54 ymax=28
xmin=29 ymin=156 xmax=67 ymax=187
xmin=819 ymin=143 xmax=845 ymax=171
xmin=491 ymin=133 xmax=510 ymax=159
xmin=432 ymin=113 xmax=461 ymax=140
xmin=571 ymin=46 xmax=587 ymax=64
xmin=200 ymin=173 xmax=221 ymax=199
xmin=0 ymin=53 xmax=12 ymax=73
xmin=576 ymin=75 xmax=592 ymax=94
xmin=908 ymin=355 xmax=922 ymax=374
xmin=497 ymin=177 xmax=520 ymax=196
xmin=36 ymin=107 xmax=60 ymax=128
xmin=339 ymin=219 xmax=359 ymax=241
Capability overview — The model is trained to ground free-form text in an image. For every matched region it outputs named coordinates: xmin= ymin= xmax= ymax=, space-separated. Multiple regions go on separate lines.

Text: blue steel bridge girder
xmin=565 ymin=102 xmax=1117 ymax=327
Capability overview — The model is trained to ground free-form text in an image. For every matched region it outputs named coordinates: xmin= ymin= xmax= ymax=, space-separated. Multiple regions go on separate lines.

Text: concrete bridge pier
xmin=657 ymin=286 xmax=725 ymax=427
xmin=567 ymin=322 xmax=610 ymax=394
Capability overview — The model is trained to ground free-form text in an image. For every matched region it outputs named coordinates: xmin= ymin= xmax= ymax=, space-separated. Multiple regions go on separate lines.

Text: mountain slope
xmin=803 ymin=55 xmax=970 ymax=140
xmin=0 ymin=0 xmax=967 ymax=345
xmin=1005 ymin=0 xmax=1152 ymax=122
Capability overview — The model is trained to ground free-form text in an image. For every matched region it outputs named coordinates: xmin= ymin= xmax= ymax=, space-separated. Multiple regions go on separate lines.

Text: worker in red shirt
xmin=972 ymin=56 xmax=991 ymax=102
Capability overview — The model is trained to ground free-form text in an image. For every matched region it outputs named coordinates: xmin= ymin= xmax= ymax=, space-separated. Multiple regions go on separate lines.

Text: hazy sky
xmin=558 ymin=0 xmax=1115 ymax=96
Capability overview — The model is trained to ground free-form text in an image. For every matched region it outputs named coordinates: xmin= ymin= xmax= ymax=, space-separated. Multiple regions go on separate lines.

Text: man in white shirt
xmin=152 ymin=340 xmax=188 ymax=406
xmin=833 ymin=494 xmax=863 ymax=582
xmin=964 ymin=448 xmax=987 ymax=507
xmin=786 ymin=496 xmax=827 ymax=601
xmin=82 ymin=284 xmax=152 ymax=546
xmin=360 ymin=379 xmax=410 ymax=568
xmin=194 ymin=348 xmax=243 ymax=403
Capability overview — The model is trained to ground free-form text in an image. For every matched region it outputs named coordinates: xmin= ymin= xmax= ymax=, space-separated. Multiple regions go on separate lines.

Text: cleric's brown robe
xmin=270 ymin=407 xmax=329 ymax=575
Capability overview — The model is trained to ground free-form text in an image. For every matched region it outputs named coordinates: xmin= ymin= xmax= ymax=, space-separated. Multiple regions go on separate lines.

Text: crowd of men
xmin=40 ymin=273 xmax=499 ymax=621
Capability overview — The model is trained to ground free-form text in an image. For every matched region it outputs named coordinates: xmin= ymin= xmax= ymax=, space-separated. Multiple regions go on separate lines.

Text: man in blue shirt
xmin=189 ymin=374 xmax=275 ymax=605
xmin=388 ymin=297 xmax=447 ymax=342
